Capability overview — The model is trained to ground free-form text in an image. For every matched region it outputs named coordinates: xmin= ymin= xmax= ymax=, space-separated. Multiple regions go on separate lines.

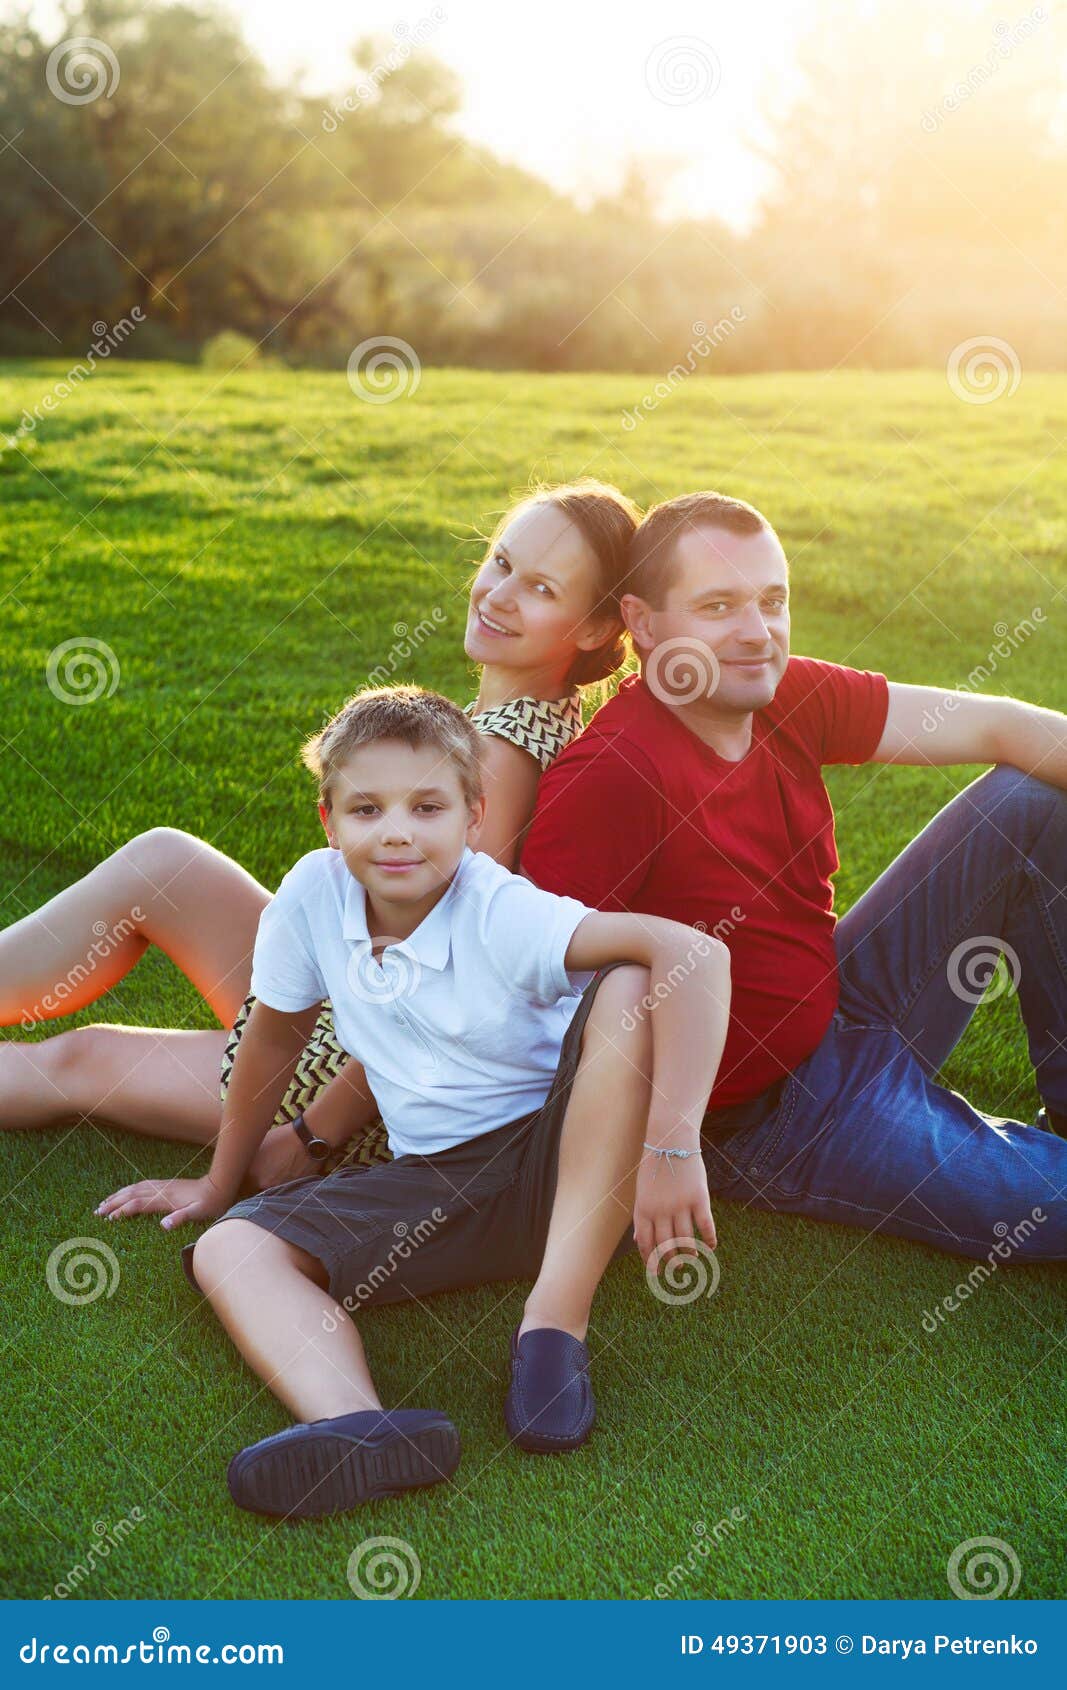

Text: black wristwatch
xmin=292 ymin=1111 xmax=331 ymax=1162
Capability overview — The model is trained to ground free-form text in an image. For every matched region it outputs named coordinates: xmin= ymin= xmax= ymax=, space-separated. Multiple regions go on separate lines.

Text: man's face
xmin=626 ymin=524 xmax=790 ymax=716
xmin=318 ymin=739 xmax=484 ymax=911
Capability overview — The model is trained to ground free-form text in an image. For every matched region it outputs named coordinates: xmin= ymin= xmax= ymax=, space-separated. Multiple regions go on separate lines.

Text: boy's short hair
xmin=301 ymin=685 xmax=484 ymax=812
xmin=627 ymin=491 xmax=774 ymax=607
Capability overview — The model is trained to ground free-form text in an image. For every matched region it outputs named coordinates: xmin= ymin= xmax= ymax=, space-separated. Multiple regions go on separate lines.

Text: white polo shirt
xmin=249 ymin=846 xmax=595 ymax=1157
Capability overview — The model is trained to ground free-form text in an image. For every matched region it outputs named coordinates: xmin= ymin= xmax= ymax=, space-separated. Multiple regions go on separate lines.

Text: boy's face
xmin=318 ymin=739 xmax=485 ymax=909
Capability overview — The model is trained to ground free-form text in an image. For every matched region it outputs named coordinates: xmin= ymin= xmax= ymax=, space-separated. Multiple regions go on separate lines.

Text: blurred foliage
xmin=2 ymin=0 xmax=1066 ymax=371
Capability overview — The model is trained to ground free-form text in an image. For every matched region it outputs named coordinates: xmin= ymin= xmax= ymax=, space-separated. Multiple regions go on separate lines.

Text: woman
xmin=1 ymin=481 xmax=640 ymax=1199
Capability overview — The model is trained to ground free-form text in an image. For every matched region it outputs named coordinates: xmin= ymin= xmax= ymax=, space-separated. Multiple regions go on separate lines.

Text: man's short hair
xmin=627 ymin=491 xmax=773 ymax=606
xmin=301 ymin=685 xmax=484 ymax=812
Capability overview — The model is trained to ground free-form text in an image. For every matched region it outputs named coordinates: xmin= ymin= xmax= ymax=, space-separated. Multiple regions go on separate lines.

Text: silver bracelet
xmin=643 ymin=1143 xmax=702 ymax=1169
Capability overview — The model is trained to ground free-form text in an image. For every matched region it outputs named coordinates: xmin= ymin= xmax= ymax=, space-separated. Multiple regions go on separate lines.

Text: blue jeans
xmin=700 ymin=764 xmax=1067 ymax=1262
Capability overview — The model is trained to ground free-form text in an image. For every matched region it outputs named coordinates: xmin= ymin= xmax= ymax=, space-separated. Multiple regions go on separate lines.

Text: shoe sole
xmin=505 ymin=1401 xmax=595 ymax=1454
xmin=230 ymin=1420 xmax=460 ymax=1518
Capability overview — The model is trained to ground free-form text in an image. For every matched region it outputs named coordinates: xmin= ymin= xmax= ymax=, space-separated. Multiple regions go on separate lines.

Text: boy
xmin=102 ymin=687 xmax=729 ymax=1518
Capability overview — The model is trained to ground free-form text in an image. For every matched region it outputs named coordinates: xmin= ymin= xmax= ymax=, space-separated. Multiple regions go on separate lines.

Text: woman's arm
xmin=471 ymin=735 xmax=543 ymax=869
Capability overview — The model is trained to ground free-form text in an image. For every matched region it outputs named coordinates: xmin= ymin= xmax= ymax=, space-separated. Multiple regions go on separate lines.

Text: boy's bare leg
xmin=193 ymin=1220 xmax=383 ymax=1421
xmin=0 ymin=827 xmax=270 ymax=1029
xmin=521 ymin=965 xmax=652 ymax=1342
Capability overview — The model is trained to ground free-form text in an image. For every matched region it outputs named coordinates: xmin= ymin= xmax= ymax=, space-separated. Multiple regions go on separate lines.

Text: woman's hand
xmin=95 ymin=1174 xmax=232 ymax=1230
xmin=247 ymin=1123 xmax=320 ymax=1192
xmin=634 ymin=1151 xmax=717 ymax=1272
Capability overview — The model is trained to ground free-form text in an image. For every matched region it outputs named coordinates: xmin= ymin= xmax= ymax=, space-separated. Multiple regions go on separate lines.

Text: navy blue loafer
xmin=504 ymin=1326 xmax=595 ymax=1453
xmin=227 ymin=1408 xmax=460 ymax=1518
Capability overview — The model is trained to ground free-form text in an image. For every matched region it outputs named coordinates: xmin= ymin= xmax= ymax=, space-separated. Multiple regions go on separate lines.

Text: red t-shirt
xmin=520 ymin=657 xmax=890 ymax=1108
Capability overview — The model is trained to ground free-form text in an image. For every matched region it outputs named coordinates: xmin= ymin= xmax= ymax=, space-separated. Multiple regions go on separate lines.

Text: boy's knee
xmin=191 ymin=1219 xmax=261 ymax=1294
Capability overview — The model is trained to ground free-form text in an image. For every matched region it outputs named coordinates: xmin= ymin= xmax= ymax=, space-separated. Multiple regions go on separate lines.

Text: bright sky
xmin=33 ymin=0 xmax=814 ymax=226
xmin=256 ymin=0 xmax=816 ymax=227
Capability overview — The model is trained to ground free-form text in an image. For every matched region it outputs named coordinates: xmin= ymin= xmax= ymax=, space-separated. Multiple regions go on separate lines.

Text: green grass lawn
xmin=1 ymin=361 xmax=1065 ymax=1600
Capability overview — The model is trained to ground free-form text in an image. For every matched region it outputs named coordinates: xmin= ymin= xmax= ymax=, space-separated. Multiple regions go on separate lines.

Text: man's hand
xmin=247 ymin=1123 xmax=321 ymax=1193
xmin=95 ymin=1174 xmax=232 ymax=1230
xmin=634 ymin=1151 xmax=717 ymax=1272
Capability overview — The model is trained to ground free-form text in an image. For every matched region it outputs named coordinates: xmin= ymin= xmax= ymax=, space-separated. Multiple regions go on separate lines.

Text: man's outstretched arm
xmin=871 ymin=683 xmax=1067 ymax=790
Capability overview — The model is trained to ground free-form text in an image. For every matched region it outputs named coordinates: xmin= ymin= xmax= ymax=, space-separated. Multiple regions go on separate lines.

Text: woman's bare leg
xmin=0 ymin=827 xmax=272 ymax=1029
xmin=0 ymin=1023 xmax=226 ymax=1144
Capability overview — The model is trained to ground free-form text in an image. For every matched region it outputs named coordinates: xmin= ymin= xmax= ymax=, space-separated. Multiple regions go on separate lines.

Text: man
xmin=521 ymin=491 xmax=1067 ymax=1262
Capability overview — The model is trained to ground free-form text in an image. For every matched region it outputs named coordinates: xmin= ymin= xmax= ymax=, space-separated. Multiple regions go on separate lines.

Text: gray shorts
xmin=182 ymin=966 xmax=638 ymax=1309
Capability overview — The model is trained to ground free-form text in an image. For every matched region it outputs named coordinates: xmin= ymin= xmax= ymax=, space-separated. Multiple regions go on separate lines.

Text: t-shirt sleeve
xmin=777 ymin=656 xmax=890 ymax=766
xmin=519 ymin=732 xmax=664 ymax=909
xmin=477 ymin=871 xmax=594 ymax=1004
xmin=249 ymin=859 xmax=328 ymax=1012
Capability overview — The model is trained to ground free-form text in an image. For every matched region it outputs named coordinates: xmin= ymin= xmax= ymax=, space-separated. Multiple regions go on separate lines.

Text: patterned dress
xmin=219 ymin=692 xmax=584 ymax=1171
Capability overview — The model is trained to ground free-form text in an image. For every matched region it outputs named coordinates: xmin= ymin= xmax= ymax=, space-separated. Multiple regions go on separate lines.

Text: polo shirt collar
xmin=341 ymin=849 xmax=469 ymax=971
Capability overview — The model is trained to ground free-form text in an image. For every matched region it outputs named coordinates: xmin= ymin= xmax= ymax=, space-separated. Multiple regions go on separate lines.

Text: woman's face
xmin=463 ymin=502 xmax=615 ymax=678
